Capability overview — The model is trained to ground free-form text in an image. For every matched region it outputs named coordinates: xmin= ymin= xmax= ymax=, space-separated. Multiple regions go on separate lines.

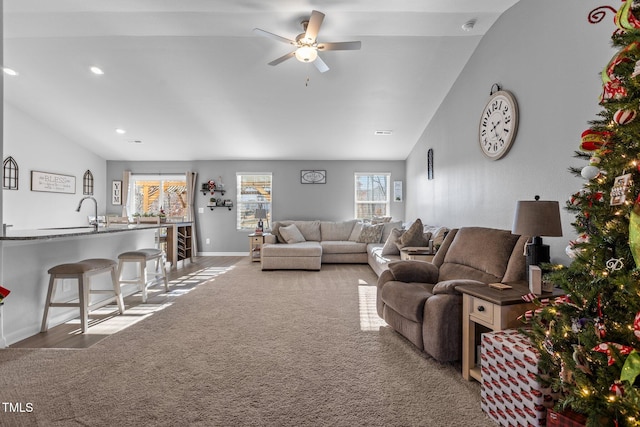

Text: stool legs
xmin=118 ymin=253 xmax=168 ymax=303
xmin=40 ymin=274 xmax=56 ymax=333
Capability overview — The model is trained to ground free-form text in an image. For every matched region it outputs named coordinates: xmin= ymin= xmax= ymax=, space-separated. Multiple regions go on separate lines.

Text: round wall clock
xmin=478 ymin=89 xmax=519 ymax=160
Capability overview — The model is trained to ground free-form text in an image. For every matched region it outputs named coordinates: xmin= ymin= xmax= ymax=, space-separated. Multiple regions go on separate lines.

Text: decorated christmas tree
xmin=525 ymin=2 xmax=640 ymax=426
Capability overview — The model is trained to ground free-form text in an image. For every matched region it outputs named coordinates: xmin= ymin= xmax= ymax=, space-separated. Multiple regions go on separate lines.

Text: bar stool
xmin=41 ymin=258 xmax=124 ymax=333
xmin=117 ymin=248 xmax=168 ymax=303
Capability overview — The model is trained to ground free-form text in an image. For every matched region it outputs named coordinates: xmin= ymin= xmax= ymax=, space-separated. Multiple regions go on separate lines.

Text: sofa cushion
xmin=357 ymin=223 xmax=384 ymax=243
xmin=424 ymin=225 xmax=449 ymax=248
xmin=320 ymin=220 xmax=357 ymax=241
xmin=381 ymin=227 xmax=403 ymax=256
xmin=371 ymin=216 xmax=392 ymax=224
xmin=438 ymin=227 xmax=521 ymax=283
xmin=261 ymin=241 xmax=322 ymax=257
xmin=272 ymin=221 xmax=321 ymax=243
xmin=381 ymin=221 xmax=404 ymax=243
xmin=380 ymin=281 xmax=435 ymax=322
xmin=397 ymin=218 xmax=429 ymax=249
xmin=279 ymin=224 xmax=306 ymax=244
xmin=321 ymin=240 xmax=367 ymax=254
xmin=348 ymin=222 xmax=364 ymax=242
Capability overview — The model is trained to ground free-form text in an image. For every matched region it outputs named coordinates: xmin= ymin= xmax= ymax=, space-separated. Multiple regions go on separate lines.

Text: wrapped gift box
xmin=480 ymin=329 xmax=558 ymax=426
xmin=546 ymin=409 xmax=586 ymax=427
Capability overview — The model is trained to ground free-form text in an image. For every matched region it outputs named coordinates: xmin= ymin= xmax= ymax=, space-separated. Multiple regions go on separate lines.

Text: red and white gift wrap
xmin=480 ymin=329 xmax=558 ymax=427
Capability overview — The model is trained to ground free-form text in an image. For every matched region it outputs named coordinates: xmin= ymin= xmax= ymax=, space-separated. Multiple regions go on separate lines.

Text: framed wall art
xmin=300 ymin=170 xmax=326 ymax=184
xmin=30 ymin=171 xmax=75 ymax=194
xmin=112 ymin=180 xmax=122 ymax=205
xmin=427 ymin=148 xmax=434 ymax=180
xmin=394 ymin=180 xmax=403 ymax=202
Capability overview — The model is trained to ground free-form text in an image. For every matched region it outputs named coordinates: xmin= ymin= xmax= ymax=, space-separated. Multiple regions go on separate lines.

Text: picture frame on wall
xmin=112 ymin=180 xmax=122 ymax=205
xmin=427 ymin=148 xmax=434 ymax=180
xmin=394 ymin=181 xmax=403 ymax=202
xmin=300 ymin=170 xmax=326 ymax=184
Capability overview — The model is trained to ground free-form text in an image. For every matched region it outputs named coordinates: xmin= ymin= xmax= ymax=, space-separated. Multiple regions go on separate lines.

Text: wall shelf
xmin=207 ymin=204 xmax=233 ymax=211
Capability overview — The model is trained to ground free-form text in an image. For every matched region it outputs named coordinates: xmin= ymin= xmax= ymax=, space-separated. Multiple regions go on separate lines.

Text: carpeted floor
xmin=0 ymin=259 xmax=494 ymax=426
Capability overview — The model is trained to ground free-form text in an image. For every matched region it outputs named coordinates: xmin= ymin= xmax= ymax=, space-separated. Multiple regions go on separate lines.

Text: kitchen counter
xmin=0 ymin=223 xmax=162 ymax=240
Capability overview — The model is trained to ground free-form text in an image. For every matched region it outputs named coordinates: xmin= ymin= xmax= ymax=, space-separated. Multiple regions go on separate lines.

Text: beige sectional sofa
xmin=261 ymin=219 xmax=447 ymax=275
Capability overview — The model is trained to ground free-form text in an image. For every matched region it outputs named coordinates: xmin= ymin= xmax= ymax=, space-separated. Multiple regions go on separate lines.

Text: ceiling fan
xmin=253 ymin=10 xmax=361 ymax=73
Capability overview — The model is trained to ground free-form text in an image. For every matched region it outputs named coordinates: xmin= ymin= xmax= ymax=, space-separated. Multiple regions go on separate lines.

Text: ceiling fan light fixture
xmin=295 ymin=46 xmax=318 ymax=63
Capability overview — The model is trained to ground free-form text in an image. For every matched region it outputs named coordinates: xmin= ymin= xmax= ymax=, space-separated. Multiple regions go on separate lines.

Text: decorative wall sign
xmin=427 ymin=148 xmax=434 ymax=180
xmin=301 ymin=170 xmax=326 ymax=184
xmin=393 ymin=181 xmax=403 ymax=202
xmin=30 ymin=171 xmax=75 ymax=194
xmin=3 ymin=156 xmax=18 ymax=190
xmin=112 ymin=180 xmax=123 ymax=205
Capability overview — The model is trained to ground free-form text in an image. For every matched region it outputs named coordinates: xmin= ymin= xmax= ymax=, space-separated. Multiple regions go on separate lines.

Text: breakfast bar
xmin=0 ymin=224 xmax=159 ymax=346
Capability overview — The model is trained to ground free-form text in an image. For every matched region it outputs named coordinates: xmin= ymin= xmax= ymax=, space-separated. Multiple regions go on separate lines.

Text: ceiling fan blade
xmin=252 ymin=28 xmax=296 ymax=45
xmin=268 ymin=51 xmax=295 ymax=66
xmin=313 ymin=55 xmax=329 ymax=73
xmin=304 ymin=10 xmax=325 ymax=43
xmin=317 ymin=41 xmax=362 ymax=51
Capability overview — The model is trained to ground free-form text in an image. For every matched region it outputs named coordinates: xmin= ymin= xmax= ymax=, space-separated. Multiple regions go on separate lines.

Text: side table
xmin=457 ymin=283 xmax=562 ymax=381
xmin=248 ymin=233 xmax=268 ymax=262
xmin=400 ymin=247 xmax=435 ymax=262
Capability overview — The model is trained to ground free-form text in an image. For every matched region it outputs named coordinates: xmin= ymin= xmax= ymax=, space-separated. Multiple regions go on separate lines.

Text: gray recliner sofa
xmin=376 ymin=227 xmax=529 ymax=362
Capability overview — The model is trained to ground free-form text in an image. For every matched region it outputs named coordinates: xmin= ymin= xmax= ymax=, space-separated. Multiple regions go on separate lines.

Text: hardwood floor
xmin=10 ymin=256 xmax=245 ymax=350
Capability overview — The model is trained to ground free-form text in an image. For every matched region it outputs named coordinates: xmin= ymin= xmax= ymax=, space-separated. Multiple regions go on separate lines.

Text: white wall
xmin=405 ymin=0 xmax=615 ymax=265
xmin=2 ymin=104 xmax=107 ymax=229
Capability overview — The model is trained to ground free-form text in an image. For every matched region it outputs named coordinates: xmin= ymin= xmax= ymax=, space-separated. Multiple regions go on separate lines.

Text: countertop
xmin=0 ymin=224 xmax=163 ymax=241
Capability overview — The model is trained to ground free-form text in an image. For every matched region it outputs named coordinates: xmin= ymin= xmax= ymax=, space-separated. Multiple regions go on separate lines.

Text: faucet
xmin=76 ymin=196 xmax=98 ymax=231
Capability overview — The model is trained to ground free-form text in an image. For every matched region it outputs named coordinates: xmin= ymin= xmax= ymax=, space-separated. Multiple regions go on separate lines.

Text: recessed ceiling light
xmin=374 ymin=130 xmax=393 ymax=136
xmin=462 ymin=19 xmax=477 ymax=32
xmin=115 ymin=128 xmax=126 ymax=134
xmin=90 ymin=66 xmax=104 ymax=75
xmin=127 ymin=140 xmax=143 ymax=144
xmin=2 ymin=67 xmax=18 ymax=76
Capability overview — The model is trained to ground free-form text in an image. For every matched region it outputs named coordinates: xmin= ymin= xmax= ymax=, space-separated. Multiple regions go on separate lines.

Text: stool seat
xmin=48 ymin=258 xmax=117 ymax=275
xmin=117 ymin=248 xmax=168 ymax=303
xmin=41 ymin=258 xmax=124 ymax=333
xmin=118 ymin=249 xmax=162 ymax=260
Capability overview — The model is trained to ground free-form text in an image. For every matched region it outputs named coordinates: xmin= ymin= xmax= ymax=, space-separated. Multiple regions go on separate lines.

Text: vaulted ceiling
xmin=3 ymin=0 xmax=521 ymax=161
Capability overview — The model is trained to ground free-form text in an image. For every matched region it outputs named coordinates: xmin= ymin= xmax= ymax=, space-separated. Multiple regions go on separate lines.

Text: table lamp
xmin=512 ymin=196 xmax=562 ymax=270
xmin=255 ymin=208 xmax=267 ymax=233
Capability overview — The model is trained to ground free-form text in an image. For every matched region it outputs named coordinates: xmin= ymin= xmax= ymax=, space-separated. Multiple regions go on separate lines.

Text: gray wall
xmin=107 ymin=160 xmax=405 ymax=253
xmin=405 ymin=0 xmax=615 ymax=265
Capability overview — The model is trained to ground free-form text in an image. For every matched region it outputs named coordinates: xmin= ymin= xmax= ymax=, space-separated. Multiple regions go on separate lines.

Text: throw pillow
xmin=279 ymin=224 xmax=306 ymax=244
xmin=396 ymin=218 xmax=429 ymax=249
xmin=371 ymin=216 xmax=392 ymax=224
xmin=381 ymin=227 xmax=404 ymax=256
xmin=356 ymin=223 xmax=384 ymax=243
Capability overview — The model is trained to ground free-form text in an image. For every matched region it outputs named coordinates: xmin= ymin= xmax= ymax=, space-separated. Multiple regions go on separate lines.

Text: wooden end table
xmin=248 ymin=233 xmax=269 ymax=262
xmin=457 ymin=283 xmax=562 ymax=381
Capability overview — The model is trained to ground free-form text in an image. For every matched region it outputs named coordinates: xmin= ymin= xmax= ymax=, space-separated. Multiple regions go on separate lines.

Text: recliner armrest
xmin=433 ymin=279 xmax=485 ymax=295
xmin=387 ymin=260 xmax=439 ymax=283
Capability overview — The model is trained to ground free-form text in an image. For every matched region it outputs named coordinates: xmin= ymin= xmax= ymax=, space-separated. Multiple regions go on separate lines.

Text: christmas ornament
xmin=601 ymin=77 xmax=628 ymax=103
xmin=595 ymin=317 xmax=607 ymax=339
xmin=610 ymin=173 xmax=632 ymax=205
xmin=581 ymin=165 xmax=600 ymax=180
xmin=634 ymin=311 xmax=640 ymax=340
xmin=605 ymin=257 xmax=625 ymax=271
xmin=629 ymin=194 xmax=640 ymax=267
xmin=592 ymin=342 xmax=634 ymax=366
xmin=0 ymin=285 xmax=9 ymax=302
xmin=633 ymin=59 xmax=640 ymax=78
xmin=613 ymin=108 xmax=637 ymax=124
xmin=543 ymin=337 xmax=554 ymax=355
xmin=572 ymin=345 xmax=592 ymax=375
xmin=580 ymin=129 xmax=613 ymax=151
xmin=610 ymin=380 xmax=625 ymax=397
xmin=208 ymin=180 xmax=216 ymax=194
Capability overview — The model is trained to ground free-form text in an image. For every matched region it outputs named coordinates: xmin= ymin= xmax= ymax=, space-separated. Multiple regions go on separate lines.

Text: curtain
xmin=121 ymin=170 xmax=131 ymax=217
xmin=186 ymin=171 xmax=198 ymax=255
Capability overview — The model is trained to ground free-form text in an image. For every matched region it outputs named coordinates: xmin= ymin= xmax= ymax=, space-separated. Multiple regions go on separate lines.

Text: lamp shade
xmin=255 ymin=208 xmax=267 ymax=220
xmin=512 ymin=200 xmax=562 ymax=238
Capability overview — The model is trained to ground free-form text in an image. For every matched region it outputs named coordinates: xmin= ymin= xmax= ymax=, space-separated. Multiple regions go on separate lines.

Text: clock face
xmin=478 ymin=90 xmax=519 ymax=160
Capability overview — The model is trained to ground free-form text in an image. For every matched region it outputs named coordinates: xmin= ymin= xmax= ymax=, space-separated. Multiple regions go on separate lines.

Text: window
xmin=237 ymin=173 xmax=272 ymax=230
xmin=3 ymin=156 xmax=18 ymax=190
xmin=354 ymin=173 xmax=390 ymax=219
xmin=128 ymin=174 xmax=188 ymax=218
xmin=83 ymin=170 xmax=94 ymax=195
